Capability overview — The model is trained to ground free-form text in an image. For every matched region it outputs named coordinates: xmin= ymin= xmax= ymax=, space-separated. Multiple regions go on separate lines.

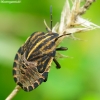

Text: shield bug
xmin=13 ymin=7 xmax=70 ymax=92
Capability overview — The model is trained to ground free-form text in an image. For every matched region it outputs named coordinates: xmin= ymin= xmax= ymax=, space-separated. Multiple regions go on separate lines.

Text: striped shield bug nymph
xmin=13 ymin=6 xmax=70 ymax=92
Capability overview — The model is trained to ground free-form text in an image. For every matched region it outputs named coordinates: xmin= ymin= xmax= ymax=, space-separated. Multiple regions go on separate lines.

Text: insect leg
xmin=56 ymin=47 xmax=68 ymax=51
xmin=53 ymin=58 xmax=61 ymax=69
xmin=54 ymin=47 xmax=68 ymax=69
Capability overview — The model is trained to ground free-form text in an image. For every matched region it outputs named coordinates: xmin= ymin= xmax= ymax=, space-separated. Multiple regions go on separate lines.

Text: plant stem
xmin=5 ymin=85 xmax=21 ymax=100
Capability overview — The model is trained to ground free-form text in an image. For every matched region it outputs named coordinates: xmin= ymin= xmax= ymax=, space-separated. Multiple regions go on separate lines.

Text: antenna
xmin=55 ymin=33 xmax=71 ymax=42
xmin=50 ymin=6 xmax=52 ymax=31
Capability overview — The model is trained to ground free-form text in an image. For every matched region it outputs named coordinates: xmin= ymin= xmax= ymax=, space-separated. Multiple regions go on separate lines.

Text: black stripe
xmin=24 ymin=32 xmax=44 ymax=46
xmin=33 ymin=33 xmax=58 ymax=53
xmin=27 ymin=34 xmax=58 ymax=60
xmin=29 ymin=32 xmax=45 ymax=48
xmin=24 ymin=32 xmax=45 ymax=57
xmin=37 ymin=56 xmax=51 ymax=73
xmin=28 ymin=41 xmax=55 ymax=61
xmin=43 ymin=40 xmax=54 ymax=51
xmin=29 ymin=34 xmax=45 ymax=49
xmin=27 ymin=50 xmax=43 ymax=61
xmin=48 ymin=49 xmax=56 ymax=57
xmin=25 ymin=33 xmax=45 ymax=58
xmin=30 ymin=32 xmax=44 ymax=37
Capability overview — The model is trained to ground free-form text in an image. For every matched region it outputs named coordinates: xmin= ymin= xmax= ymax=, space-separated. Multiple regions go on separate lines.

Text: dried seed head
xmin=50 ymin=0 xmax=99 ymax=46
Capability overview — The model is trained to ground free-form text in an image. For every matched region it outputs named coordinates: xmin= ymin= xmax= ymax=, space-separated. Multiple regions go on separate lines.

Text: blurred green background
xmin=0 ymin=0 xmax=100 ymax=100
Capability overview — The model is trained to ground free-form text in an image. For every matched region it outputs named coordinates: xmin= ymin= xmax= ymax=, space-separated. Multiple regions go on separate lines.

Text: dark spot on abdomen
xmin=13 ymin=62 xmax=17 ymax=68
xmin=34 ymin=82 xmax=39 ymax=89
xmin=17 ymin=82 xmax=23 ymax=88
xmin=15 ymin=54 xmax=18 ymax=60
xmin=14 ymin=77 xmax=17 ymax=83
xmin=13 ymin=69 xmax=16 ymax=75
xmin=38 ymin=78 xmax=44 ymax=84
xmin=23 ymin=87 xmax=28 ymax=91
xmin=28 ymin=86 xmax=33 ymax=91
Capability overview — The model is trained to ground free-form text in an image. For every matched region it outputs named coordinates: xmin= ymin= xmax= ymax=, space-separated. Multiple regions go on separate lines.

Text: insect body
xmin=13 ymin=31 xmax=63 ymax=91
xmin=13 ymin=7 xmax=69 ymax=92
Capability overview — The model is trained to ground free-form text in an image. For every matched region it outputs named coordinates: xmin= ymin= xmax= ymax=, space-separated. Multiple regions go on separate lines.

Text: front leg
xmin=53 ymin=58 xmax=61 ymax=69
xmin=54 ymin=47 xmax=68 ymax=69
xmin=56 ymin=47 xmax=68 ymax=51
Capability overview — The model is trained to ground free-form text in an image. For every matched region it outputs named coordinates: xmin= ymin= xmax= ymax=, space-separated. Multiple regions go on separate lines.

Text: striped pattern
xmin=13 ymin=32 xmax=58 ymax=91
